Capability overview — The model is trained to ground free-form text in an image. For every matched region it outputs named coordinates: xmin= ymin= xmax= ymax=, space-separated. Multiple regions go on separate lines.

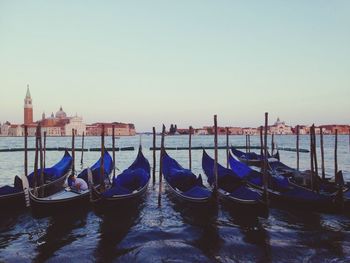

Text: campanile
xmin=24 ymin=84 xmax=33 ymax=125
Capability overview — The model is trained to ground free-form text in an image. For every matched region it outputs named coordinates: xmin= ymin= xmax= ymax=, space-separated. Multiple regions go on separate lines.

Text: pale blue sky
xmin=0 ymin=1 xmax=349 ymax=131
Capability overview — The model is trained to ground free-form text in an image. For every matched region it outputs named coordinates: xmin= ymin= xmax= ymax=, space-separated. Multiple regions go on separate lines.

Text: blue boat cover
xmin=202 ymin=150 xmax=242 ymax=189
xmin=71 ymin=150 xmax=113 ymax=186
xmin=231 ymin=147 xmax=279 ymax=162
xmin=229 ymin=153 xmax=289 ymax=190
xmin=231 ymin=147 xmax=263 ymax=161
xmin=27 ymin=150 xmax=72 ymax=187
xmin=162 ymin=151 xmax=211 ymax=199
xmin=202 ymin=150 xmax=263 ymax=201
xmin=229 ymin=185 xmax=261 ymax=201
xmin=102 ymin=147 xmax=150 ymax=198
xmin=0 ymin=175 xmax=24 ymax=195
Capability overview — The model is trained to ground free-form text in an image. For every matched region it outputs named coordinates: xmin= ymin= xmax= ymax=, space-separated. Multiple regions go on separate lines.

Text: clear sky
xmin=0 ymin=1 xmax=349 ymax=132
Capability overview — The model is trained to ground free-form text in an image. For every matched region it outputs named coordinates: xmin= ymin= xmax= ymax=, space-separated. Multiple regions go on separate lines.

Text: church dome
xmin=55 ymin=106 xmax=67 ymax=119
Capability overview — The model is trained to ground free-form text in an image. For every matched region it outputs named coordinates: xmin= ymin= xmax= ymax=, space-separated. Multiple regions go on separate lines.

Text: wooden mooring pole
xmin=214 ymin=115 xmax=218 ymax=198
xmin=112 ymin=125 xmax=115 ymax=178
xmin=312 ymin=125 xmax=319 ymax=178
xmin=320 ymin=127 xmax=325 ymax=180
xmin=33 ymin=125 xmax=39 ymax=196
xmin=23 ymin=125 xmax=30 ymax=207
xmin=43 ymin=131 xmax=47 ymax=169
xmin=81 ymin=132 xmax=85 ymax=165
xmin=335 ymin=129 xmax=338 ymax=180
xmin=38 ymin=124 xmax=44 ymax=189
xmin=260 ymin=126 xmax=263 ymax=157
xmin=263 ymin=113 xmax=269 ymax=202
xmin=158 ymin=125 xmax=165 ymax=206
xmin=226 ymin=127 xmax=229 ymax=169
xmin=296 ymin=125 xmax=300 ymax=171
xmin=271 ymin=133 xmax=275 ymax=156
xmin=71 ymin=129 xmax=75 ymax=176
xmin=100 ymin=125 xmax=105 ymax=189
xmin=152 ymin=127 xmax=156 ymax=185
xmin=310 ymin=126 xmax=315 ymax=191
xmin=24 ymin=125 xmax=28 ymax=180
xmin=189 ymin=126 xmax=192 ymax=170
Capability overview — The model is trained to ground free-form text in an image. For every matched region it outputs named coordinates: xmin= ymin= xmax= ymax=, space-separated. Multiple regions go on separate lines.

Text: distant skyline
xmin=0 ymin=1 xmax=349 ymax=132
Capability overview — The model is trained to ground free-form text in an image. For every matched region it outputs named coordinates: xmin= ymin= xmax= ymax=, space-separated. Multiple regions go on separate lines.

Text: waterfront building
xmin=269 ymin=117 xmax=293 ymax=135
xmin=86 ymin=122 xmax=136 ymax=136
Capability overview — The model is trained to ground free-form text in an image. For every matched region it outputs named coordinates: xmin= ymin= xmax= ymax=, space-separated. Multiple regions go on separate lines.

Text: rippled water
xmin=1 ymin=135 xmax=350 ymax=262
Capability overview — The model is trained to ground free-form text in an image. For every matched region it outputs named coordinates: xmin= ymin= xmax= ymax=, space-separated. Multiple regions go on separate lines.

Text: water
xmin=1 ymin=135 xmax=350 ymax=262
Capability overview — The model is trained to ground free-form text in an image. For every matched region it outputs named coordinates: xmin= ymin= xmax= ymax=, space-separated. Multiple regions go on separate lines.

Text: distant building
xmin=269 ymin=117 xmax=293 ymax=135
xmin=24 ymin=85 xmax=33 ymax=125
xmin=194 ymin=128 xmax=208 ymax=135
xmin=242 ymin=127 xmax=259 ymax=135
xmin=319 ymin=125 xmax=350 ymax=135
xmin=86 ymin=122 xmax=136 ymax=136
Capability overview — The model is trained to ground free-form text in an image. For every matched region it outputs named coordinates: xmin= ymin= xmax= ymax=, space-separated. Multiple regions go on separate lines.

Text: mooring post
xmin=158 ymin=124 xmax=165 ymax=206
xmin=43 ymin=131 xmax=47 ymax=169
xmin=310 ymin=126 xmax=315 ymax=191
xmin=312 ymin=125 xmax=319 ymax=178
xmin=81 ymin=132 xmax=85 ymax=165
xmin=226 ymin=127 xmax=229 ymax=169
xmin=248 ymin=134 xmax=251 ymax=152
xmin=335 ymin=129 xmax=338 ymax=180
xmin=100 ymin=125 xmax=105 ymax=189
xmin=296 ymin=125 xmax=300 ymax=171
xmin=263 ymin=113 xmax=269 ymax=202
xmin=271 ymin=133 xmax=275 ymax=156
xmin=38 ymin=124 xmax=44 ymax=189
xmin=23 ymin=125 xmax=30 ymax=206
xmin=214 ymin=115 xmax=218 ymax=198
xmin=189 ymin=126 xmax=192 ymax=170
xmin=152 ymin=127 xmax=156 ymax=185
xmin=245 ymin=134 xmax=248 ymax=153
xmin=260 ymin=126 xmax=263 ymax=157
xmin=33 ymin=125 xmax=39 ymax=196
xmin=320 ymin=127 xmax=325 ymax=180
xmin=112 ymin=125 xmax=116 ymax=178
xmin=71 ymin=128 xmax=75 ymax=176
xmin=24 ymin=125 xmax=28 ymax=180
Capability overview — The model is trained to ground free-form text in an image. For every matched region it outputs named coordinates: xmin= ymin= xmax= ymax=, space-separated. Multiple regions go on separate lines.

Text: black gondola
xmin=0 ymin=150 xmax=72 ymax=211
xmin=161 ymin=150 xmax=212 ymax=204
xmin=90 ymin=146 xmax=150 ymax=212
xmin=202 ymin=150 xmax=265 ymax=211
xmin=231 ymin=147 xmax=280 ymax=168
xmin=29 ymin=150 xmax=113 ymax=215
xmin=228 ymin=153 xmax=339 ymax=213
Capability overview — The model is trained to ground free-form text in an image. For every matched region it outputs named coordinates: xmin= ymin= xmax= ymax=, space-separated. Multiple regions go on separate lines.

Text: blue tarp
xmin=27 ymin=151 xmax=72 ymax=187
xmin=162 ymin=151 xmax=211 ymax=199
xmin=102 ymin=147 xmax=150 ymax=198
xmin=74 ymin=150 xmax=113 ymax=186
xmin=229 ymin=186 xmax=261 ymax=201
xmin=0 ymin=176 xmax=24 ymax=196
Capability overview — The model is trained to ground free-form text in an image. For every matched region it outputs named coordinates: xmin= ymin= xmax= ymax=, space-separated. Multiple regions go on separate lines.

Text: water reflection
xmin=223 ymin=203 xmax=272 ymax=262
xmin=94 ymin=201 xmax=143 ymax=262
xmin=33 ymin=210 xmax=88 ymax=263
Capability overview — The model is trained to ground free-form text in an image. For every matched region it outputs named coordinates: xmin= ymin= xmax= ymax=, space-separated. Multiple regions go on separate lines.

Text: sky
xmin=0 ymin=1 xmax=349 ymax=132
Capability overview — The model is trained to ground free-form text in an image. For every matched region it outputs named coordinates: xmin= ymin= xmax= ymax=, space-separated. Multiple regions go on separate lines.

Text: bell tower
xmin=24 ymin=84 xmax=33 ymax=125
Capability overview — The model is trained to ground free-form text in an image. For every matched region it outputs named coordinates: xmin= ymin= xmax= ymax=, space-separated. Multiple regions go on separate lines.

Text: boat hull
xmin=91 ymin=182 xmax=149 ymax=214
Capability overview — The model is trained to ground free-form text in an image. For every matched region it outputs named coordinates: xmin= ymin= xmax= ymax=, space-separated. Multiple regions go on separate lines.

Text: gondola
xmin=228 ymin=153 xmax=340 ymax=213
xmin=29 ymin=150 xmax=113 ymax=214
xmin=202 ymin=150 xmax=265 ymax=210
xmin=0 ymin=150 xmax=72 ymax=211
xmin=231 ymin=147 xmax=280 ymax=168
xmin=90 ymin=146 xmax=150 ymax=212
xmin=161 ymin=150 xmax=212 ymax=204
xmin=267 ymin=158 xmax=350 ymax=206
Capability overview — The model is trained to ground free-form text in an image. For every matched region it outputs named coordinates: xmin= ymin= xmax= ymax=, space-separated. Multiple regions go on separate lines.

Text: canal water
xmin=0 ymin=135 xmax=350 ymax=262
